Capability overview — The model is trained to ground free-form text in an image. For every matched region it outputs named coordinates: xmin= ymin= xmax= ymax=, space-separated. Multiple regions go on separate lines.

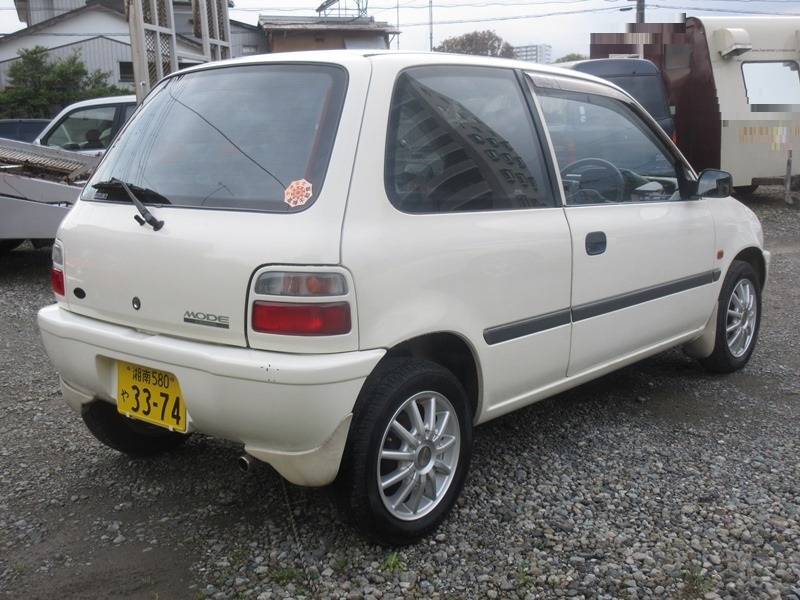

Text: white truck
xmin=0 ymin=140 xmax=100 ymax=252
xmin=0 ymin=96 xmax=136 ymax=251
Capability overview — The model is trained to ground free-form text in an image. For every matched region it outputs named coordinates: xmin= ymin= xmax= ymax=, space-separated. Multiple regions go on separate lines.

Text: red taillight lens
xmin=252 ymin=301 xmax=351 ymax=336
xmin=51 ymin=267 xmax=65 ymax=296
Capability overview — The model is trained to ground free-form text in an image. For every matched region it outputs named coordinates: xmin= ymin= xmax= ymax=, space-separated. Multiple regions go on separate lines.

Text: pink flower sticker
xmin=284 ymin=179 xmax=313 ymax=207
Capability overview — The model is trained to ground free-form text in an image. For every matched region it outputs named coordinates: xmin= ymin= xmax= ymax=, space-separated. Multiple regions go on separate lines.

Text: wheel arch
xmin=378 ymin=332 xmax=480 ymax=421
xmin=732 ymin=246 xmax=768 ymax=291
xmin=685 ymin=252 xmax=764 ymax=362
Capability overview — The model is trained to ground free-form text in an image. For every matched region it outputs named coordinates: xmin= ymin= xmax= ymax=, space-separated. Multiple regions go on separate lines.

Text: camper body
xmin=592 ymin=16 xmax=800 ymax=191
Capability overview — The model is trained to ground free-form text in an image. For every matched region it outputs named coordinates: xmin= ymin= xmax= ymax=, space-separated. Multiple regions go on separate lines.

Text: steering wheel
xmin=560 ymin=158 xmax=625 ymax=204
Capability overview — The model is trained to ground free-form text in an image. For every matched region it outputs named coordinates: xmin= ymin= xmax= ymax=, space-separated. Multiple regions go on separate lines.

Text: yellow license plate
xmin=117 ymin=361 xmax=187 ymax=432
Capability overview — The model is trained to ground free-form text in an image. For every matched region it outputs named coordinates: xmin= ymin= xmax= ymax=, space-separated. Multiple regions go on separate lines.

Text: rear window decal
xmin=285 ymin=179 xmax=313 ymax=207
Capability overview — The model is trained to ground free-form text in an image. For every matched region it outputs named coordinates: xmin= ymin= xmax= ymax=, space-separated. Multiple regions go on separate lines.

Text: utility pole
xmin=429 ymin=0 xmax=433 ymax=51
xmin=636 ymin=0 xmax=645 ymax=23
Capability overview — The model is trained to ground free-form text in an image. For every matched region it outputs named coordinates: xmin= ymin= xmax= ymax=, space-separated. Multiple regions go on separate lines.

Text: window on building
xmin=119 ymin=62 xmax=134 ymax=83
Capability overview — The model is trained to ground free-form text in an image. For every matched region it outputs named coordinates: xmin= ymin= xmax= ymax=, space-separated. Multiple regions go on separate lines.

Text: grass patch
xmin=680 ymin=566 xmax=713 ymax=599
xmin=381 ymin=551 xmax=406 ymax=575
xmin=271 ymin=566 xmax=301 ymax=586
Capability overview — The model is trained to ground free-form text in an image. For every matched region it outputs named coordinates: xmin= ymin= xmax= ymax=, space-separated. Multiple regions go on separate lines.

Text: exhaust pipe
xmin=238 ymin=453 xmax=255 ymax=473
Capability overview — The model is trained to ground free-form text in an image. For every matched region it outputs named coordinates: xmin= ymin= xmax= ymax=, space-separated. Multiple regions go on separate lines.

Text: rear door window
xmin=86 ymin=64 xmax=347 ymax=212
xmin=385 ymin=66 xmax=554 ymax=212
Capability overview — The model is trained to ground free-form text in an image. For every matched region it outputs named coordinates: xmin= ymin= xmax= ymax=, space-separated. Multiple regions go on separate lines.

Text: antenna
xmin=316 ymin=0 xmax=368 ymax=17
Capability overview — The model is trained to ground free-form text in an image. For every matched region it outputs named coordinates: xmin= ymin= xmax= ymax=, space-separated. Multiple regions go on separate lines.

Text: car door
xmin=529 ymin=73 xmax=717 ymax=376
xmin=343 ymin=63 xmax=574 ymax=421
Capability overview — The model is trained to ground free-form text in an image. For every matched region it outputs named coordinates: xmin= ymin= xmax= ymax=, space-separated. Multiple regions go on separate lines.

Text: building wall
xmin=25 ymin=0 xmax=85 ymax=27
xmin=269 ymin=30 xmax=388 ymax=53
xmin=515 ymin=44 xmax=552 ymax=64
xmin=0 ymin=10 xmax=255 ymax=92
xmin=230 ymin=24 xmax=268 ymax=56
xmin=0 ymin=11 xmax=130 ymax=89
xmin=46 ymin=37 xmax=136 ymax=90
xmin=270 ymin=31 xmax=346 ymax=52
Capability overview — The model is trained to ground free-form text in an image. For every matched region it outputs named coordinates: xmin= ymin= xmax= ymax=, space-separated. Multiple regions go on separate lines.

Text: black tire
xmin=700 ymin=260 xmax=761 ymax=373
xmin=734 ymin=185 xmax=758 ymax=196
xmin=82 ymin=400 xmax=191 ymax=457
xmin=334 ymin=358 xmax=472 ymax=546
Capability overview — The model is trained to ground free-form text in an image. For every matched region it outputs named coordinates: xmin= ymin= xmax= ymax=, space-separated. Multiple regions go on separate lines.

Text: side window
xmin=742 ymin=61 xmax=800 ymax=108
xmin=385 ymin=66 xmax=553 ymax=213
xmin=43 ymin=106 xmax=117 ymax=150
xmin=536 ymin=88 xmax=680 ymax=205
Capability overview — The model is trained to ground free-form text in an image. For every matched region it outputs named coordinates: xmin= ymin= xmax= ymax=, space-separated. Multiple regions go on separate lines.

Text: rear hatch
xmin=55 ymin=58 xmax=365 ymax=349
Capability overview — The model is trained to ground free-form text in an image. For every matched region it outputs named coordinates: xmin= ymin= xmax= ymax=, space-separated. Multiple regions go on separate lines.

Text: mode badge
xmin=184 ymin=311 xmax=230 ymax=329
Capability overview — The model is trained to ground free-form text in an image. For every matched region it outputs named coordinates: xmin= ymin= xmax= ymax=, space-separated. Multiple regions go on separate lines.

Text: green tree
xmin=553 ymin=53 xmax=588 ymax=64
xmin=0 ymin=46 xmax=128 ymax=118
xmin=434 ymin=30 xmax=516 ymax=58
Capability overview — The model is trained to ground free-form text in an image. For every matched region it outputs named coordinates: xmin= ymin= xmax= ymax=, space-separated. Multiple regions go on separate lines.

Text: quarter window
xmin=536 ymin=87 xmax=680 ymax=205
xmin=385 ymin=66 xmax=553 ymax=213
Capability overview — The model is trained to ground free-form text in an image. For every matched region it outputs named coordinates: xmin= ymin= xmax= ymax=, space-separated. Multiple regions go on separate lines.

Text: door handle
xmin=585 ymin=231 xmax=607 ymax=256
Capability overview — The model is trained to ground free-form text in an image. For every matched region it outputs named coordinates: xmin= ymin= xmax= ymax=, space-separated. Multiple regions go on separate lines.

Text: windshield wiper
xmin=93 ymin=178 xmax=168 ymax=231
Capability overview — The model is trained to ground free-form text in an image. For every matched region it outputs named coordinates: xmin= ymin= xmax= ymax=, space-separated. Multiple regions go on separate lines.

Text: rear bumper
xmin=38 ymin=304 xmax=385 ymax=486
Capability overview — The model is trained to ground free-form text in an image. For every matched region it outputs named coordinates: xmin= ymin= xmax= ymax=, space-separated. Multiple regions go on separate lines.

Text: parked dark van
xmin=0 ymin=118 xmax=49 ymax=142
xmin=561 ymin=58 xmax=675 ymax=138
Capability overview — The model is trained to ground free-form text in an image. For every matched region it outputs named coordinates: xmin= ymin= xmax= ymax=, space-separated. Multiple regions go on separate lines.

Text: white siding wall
xmin=0 ymin=11 xmax=129 ymax=64
xmin=47 ymin=37 xmax=136 ymax=90
xmin=0 ymin=37 xmax=136 ymax=93
xmin=26 ymin=0 xmax=86 ymax=26
xmin=230 ymin=25 xmax=268 ymax=57
xmin=0 ymin=11 xmax=131 ymax=89
xmin=0 ymin=9 xmax=266 ymax=93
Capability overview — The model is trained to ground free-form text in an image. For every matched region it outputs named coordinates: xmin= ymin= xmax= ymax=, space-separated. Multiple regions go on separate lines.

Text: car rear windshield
xmin=83 ymin=64 xmax=347 ymax=212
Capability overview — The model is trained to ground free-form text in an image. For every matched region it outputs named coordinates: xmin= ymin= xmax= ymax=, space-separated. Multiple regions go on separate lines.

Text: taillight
xmin=51 ymin=242 xmax=65 ymax=296
xmin=252 ymin=301 xmax=351 ymax=336
xmin=254 ymin=272 xmax=347 ymax=296
xmin=251 ymin=271 xmax=351 ymax=336
xmin=51 ymin=268 xmax=65 ymax=296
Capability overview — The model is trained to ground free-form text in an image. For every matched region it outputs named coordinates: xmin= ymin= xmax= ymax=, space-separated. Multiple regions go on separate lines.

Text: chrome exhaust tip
xmin=238 ymin=453 xmax=255 ymax=473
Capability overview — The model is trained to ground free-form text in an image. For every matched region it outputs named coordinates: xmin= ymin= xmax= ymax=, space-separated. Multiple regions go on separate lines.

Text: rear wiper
xmin=93 ymin=178 xmax=168 ymax=231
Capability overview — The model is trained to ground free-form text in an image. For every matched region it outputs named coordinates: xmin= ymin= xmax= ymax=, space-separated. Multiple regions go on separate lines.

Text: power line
xmin=400 ymin=2 xmax=796 ymax=28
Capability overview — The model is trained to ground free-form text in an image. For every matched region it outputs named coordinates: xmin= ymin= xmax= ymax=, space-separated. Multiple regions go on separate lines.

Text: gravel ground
xmin=1 ymin=187 xmax=799 ymax=600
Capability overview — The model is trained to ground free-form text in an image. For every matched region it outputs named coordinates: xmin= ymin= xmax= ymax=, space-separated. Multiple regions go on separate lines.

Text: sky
xmin=1 ymin=0 xmax=798 ymax=61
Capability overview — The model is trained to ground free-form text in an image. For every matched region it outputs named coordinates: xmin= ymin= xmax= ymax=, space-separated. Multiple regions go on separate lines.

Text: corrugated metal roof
xmin=0 ymin=139 xmax=100 ymax=180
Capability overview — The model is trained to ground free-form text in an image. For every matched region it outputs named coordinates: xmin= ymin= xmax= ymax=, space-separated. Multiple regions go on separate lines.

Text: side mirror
xmin=695 ymin=169 xmax=733 ymax=198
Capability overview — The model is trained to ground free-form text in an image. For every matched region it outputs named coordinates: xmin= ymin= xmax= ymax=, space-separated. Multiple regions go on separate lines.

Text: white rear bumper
xmin=38 ymin=304 xmax=384 ymax=486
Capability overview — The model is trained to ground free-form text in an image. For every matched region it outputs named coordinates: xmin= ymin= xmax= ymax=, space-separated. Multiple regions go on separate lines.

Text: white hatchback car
xmin=38 ymin=51 xmax=769 ymax=546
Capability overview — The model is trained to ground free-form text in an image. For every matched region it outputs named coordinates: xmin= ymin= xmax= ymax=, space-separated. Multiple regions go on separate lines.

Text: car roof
xmin=166 ymin=50 xmax=610 ymax=89
xmin=55 ymin=95 xmax=137 ymax=110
